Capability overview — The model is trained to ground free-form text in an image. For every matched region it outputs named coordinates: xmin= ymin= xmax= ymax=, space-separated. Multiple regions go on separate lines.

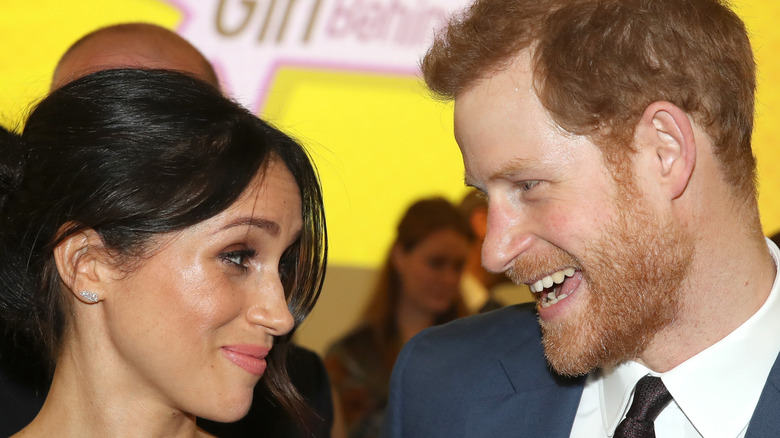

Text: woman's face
xmin=394 ymin=229 xmax=471 ymax=317
xmin=98 ymin=159 xmax=301 ymax=422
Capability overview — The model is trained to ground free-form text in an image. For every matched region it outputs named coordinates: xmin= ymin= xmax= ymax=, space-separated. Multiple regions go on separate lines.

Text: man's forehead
xmin=454 ymin=54 xmax=536 ymax=133
xmin=455 ymin=72 xmax=610 ymax=192
xmin=454 ymin=51 xmax=535 ymax=101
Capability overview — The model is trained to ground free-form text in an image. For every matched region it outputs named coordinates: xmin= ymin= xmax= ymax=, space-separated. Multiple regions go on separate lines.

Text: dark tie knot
xmin=614 ymin=375 xmax=673 ymax=438
xmin=629 ymin=375 xmax=672 ymax=422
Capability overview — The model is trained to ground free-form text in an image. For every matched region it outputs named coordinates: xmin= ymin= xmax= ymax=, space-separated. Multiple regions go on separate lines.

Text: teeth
xmin=529 ymin=268 xmax=577 ymax=293
xmin=541 ymin=291 xmax=570 ymax=308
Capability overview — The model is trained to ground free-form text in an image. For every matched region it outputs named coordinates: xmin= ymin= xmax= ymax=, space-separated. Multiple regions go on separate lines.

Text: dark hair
xmin=423 ymin=0 xmax=756 ymax=201
xmin=0 ymin=125 xmax=23 ymax=217
xmin=0 ymin=68 xmax=326 ymax=422
xmin=770 ymin=232 xmax=780 ymax=250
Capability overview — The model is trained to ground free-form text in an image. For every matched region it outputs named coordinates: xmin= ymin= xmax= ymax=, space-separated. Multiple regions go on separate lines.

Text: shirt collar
xmin=600 ymin=238 xmax=780 ymax=437
xmin=600 ymin=361 xmax=656 ymax=434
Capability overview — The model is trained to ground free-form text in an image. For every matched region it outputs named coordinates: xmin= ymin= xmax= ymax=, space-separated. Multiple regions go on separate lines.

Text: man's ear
xmin=635 ymin=101 xmax=697 ymax=200
xmin=53 ymin=228 xmax=111 ymax=304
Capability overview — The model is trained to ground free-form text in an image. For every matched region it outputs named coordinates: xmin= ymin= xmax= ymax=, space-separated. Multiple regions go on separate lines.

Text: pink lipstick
xmin=221 ymin=345 xmax=270 ymax=376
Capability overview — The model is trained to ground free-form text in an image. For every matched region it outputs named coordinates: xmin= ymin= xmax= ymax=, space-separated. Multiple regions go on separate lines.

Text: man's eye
xmin=519 ymin=180 xmax=541 ymax=192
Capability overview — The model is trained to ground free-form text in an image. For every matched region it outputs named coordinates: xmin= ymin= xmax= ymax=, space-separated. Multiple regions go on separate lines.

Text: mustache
xmin=505 ymin=246 xmax=581 ymax=285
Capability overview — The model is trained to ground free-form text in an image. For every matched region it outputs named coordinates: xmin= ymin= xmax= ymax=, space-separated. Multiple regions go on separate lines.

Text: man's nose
xmin=481 ymin=199 xmax=533 ymax=273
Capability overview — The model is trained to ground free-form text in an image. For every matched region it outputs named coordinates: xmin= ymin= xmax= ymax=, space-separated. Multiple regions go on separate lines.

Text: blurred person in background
xmin=458 ymin=189 xmax=513 ymax=313
xmin=50 ymin=22 xmax=218 ymax=90
xmin=458 ymin=189 xmax=534 ymax=313
xmin=325 ymin=197 xmax=472 ymax=438
xmin=0 ymin=125 xmax=51 ymax=437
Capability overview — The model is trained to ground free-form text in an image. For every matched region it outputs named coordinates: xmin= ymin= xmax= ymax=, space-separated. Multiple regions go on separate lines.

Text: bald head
xmin=52 ymin=23 xmax=218 ymax=90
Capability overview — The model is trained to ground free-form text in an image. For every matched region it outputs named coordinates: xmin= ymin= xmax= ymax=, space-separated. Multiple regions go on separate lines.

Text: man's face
xmin=454 ymin=53 xmax=693 ymax=375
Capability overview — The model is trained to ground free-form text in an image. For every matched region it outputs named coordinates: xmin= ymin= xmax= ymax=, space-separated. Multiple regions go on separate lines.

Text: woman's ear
xmin=53 ymin=228 xmax=111 ymax=304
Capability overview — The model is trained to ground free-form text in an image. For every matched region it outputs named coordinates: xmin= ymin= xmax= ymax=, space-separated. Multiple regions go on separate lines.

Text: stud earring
xmin=79 ymin=290 xmax=99 ymax=303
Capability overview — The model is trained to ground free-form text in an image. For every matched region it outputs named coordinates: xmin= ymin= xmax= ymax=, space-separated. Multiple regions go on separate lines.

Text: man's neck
xmin=637 ymin=226 xmax=775 ymax=372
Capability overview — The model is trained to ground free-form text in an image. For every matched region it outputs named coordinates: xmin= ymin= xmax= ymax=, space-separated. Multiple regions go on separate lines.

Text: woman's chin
xmin=198 ymin=393 xmax=254 ymax=423
xmin=424 ymin=299 xmax=456 ymax=316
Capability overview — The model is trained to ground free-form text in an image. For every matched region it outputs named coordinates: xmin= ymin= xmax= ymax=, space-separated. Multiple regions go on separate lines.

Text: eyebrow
xmin=217 ymin=217 xmax=281 ymax=236
xmin=464 ymin=157 xmax=540 ymax=188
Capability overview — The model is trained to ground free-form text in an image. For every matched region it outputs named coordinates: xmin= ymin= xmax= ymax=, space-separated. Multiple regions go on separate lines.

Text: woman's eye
xmin=220 ymin=249 xmax=256 ymax=271
xmin=427 ymin=257 xmax=447 ymax=270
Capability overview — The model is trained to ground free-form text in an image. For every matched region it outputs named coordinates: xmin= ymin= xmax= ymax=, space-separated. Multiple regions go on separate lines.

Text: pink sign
xmin=170 ymin=0 xmax=470 ymax=110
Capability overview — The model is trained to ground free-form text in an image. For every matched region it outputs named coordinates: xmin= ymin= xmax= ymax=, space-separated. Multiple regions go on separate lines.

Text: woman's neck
xmin=396 ymin=297 xmax=436 ymax=344
xmin=15 ymin=339 xmax=208 ymax=438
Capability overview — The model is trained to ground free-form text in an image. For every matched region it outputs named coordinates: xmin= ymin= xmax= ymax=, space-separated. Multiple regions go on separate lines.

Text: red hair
xmin=423 ymin=0 xmax=756 ymax=199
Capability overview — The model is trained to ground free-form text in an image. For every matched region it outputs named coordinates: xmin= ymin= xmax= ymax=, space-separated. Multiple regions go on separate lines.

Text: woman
xmin=325 ymin=197 xmax=473 ymax=438
xmin=0 ymin=69 xmax=326 ymax=436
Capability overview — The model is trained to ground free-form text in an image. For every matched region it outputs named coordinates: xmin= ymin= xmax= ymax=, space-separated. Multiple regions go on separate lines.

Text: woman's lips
xmin=221 ymin=345 xmax=270 ymax=376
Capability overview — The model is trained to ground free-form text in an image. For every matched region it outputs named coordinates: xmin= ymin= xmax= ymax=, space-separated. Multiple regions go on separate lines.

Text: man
xmin=383 ymin=0 xmax=780 ymax=437
xmin=50 ymin=22 xmax=218 ymax=89
xmin=1 ymin=23 xmax=333 ymax=438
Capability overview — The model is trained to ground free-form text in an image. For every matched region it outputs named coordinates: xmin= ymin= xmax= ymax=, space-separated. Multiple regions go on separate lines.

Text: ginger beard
xmin=509 ymin=177 xmax=694 ymax=376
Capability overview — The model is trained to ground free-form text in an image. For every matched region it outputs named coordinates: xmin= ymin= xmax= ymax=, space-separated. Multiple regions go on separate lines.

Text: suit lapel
xmin=464 ymin=320 xmax=586 ymax=437
xmin=745 ymin=350 xmax=780 ymax=437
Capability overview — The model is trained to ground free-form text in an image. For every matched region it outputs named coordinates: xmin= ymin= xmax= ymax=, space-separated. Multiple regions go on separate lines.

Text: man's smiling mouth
xmin=528 ymin=267 xmax=577 ymax=308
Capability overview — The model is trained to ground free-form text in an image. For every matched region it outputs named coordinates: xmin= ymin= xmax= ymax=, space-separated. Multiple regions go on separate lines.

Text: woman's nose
xmin=246 ymin=275 xmax=295 ymax=336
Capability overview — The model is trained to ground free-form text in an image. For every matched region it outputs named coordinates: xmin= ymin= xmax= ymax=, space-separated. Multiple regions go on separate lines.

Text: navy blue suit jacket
xmin=382 ymin=303 xmax=780 ymax=437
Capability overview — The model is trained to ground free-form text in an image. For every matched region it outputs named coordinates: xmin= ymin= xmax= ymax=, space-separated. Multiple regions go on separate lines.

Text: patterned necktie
xmin=613 ymin=375 xmax=673 ymax=438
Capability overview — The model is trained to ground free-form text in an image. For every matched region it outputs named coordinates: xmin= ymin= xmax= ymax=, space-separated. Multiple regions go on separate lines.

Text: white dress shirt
xmin=570 ymin=239 xmax=780 ymax=438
